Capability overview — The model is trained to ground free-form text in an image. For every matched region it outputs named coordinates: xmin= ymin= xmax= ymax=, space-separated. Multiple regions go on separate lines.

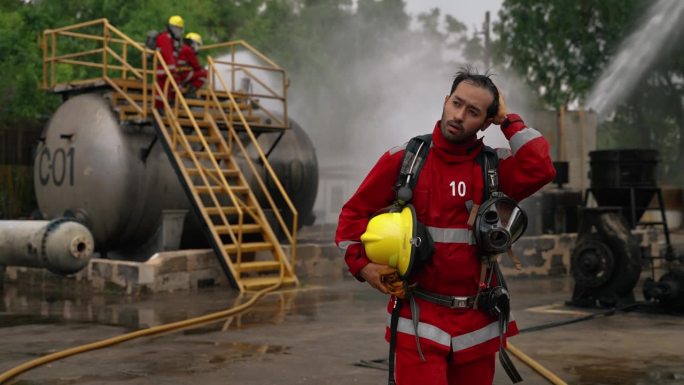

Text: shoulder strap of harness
xmin=476 ymin=145 xmax=499 ymax=201
xmin=395 ymin=136 xmax=501 ymax=204
xmin=395 ymin=134 xmax=432 ymax=193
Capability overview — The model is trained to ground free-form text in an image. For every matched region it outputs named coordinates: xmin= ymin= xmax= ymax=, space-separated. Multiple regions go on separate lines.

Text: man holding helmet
xmin=336 ymin=68 xmax=555 ymax=385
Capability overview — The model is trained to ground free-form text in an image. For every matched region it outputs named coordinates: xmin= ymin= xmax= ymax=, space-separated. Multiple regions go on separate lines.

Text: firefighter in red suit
xmin=336 ymin=69 xmax=556 ymax=385
xmin=178 ymin=32 xmax=207 ymax=98
xmin=155 ymin=15 xmax=184 ymax=110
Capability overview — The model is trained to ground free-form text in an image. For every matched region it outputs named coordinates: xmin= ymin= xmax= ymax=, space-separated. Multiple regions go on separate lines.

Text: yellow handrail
xmin=42 ymin=19 xmax=153 ymax=116
xmin=200 ymin=40 xmax=289 ymax=128
xmin=40 ymin=18 xmax=297 ymax=268
xmin=208 ymin=56 xmax=298 ymax=253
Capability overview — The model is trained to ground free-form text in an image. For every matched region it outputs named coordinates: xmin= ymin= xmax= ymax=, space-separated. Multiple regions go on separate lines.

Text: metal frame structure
xmin=40 ymin=19 xmax=299 ymax=292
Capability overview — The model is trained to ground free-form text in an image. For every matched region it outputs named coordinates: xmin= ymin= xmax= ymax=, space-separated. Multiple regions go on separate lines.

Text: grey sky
xmin=404 ymin=0 xmax=503 ymax=33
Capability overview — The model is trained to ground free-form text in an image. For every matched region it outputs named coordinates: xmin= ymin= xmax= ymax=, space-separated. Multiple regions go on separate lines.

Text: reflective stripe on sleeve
xmin=389 ymin=143 xmax=407 ymax=155
xmin=337 ymin=240 xmax=359 ymax=251
xmin=387 ymin=314 xmax=452 ymax=348
xmin=496 ymin=148 xmax=512 ymax=160
xmin=427 ymin=227 xmax=475 ymax=245
xmin=509 ymin=127 xmax=542 ymax=154
xmin=156 ymin=69 xmax=166 ymax=75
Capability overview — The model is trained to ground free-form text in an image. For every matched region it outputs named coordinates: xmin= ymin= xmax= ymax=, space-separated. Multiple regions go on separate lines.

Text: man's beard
xmin=441 ymin=119 xmax=468 ymax=143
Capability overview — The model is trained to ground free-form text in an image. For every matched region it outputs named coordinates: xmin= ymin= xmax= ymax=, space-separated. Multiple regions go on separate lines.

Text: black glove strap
xmin=388 ymin=297 xmax=402 ymax=385
xmin=498 ymin=314 xmax=522 ymax=383
xmin=494 ymin=261 xmax=522 ymax=383
xmin=408 ymin=292 xmax=426 ymax=362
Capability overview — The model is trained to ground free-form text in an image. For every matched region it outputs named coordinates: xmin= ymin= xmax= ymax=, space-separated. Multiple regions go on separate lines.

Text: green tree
xmin=494 ymin=0 xmax=684 ymax=182
xmin=494 ymin=0 xmax=650 ymax=108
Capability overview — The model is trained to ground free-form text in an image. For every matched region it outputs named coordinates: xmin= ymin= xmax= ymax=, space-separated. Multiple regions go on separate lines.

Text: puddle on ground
xmin=0 ymin=314 xmax=62 ymax=328
xmin=1 ymin=283 xmax=355 ymax=331
xmin=202 ymin=341 xmax=291 ymax=363
xmin=560 ymin=354 xmax=684 ymax=385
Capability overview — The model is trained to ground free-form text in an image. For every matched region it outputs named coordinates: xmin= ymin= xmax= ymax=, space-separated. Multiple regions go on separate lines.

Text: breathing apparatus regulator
xmin=472 ymin=190 xmax=527 ymax=319
xmin=474 ymin=192 xmax=528 ymax=257
xmin=360 ymin=134 xmax=527 ymax=384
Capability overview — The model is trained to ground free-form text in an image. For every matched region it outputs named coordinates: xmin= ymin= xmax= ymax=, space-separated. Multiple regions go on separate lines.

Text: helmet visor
xmin=169 ymin=25 xmax=184 ymax=40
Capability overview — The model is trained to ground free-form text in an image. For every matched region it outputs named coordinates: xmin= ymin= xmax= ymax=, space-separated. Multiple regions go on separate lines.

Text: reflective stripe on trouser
xmin=183 ymin=70 xmax=194 ymax=83
xmin=387 ymin=313 xmax=515 ymax=352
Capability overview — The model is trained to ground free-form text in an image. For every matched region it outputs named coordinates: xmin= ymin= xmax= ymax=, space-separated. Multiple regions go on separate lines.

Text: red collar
xmin=431 ymin=120 xmax=483 ymax=162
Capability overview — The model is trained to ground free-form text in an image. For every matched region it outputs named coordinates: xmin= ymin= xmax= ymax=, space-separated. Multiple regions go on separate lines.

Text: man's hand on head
xmin=492 ymin=91 xmax=508 ymax=125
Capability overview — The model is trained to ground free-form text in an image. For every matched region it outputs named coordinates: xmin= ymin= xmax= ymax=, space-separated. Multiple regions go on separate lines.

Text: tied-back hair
xmin=449 ymin=66 xmax=500 ymax=119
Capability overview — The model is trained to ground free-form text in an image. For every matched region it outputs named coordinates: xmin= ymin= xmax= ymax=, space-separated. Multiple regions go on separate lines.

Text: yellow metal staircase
xmin=41 ymin=19 xmax=299 ymax=292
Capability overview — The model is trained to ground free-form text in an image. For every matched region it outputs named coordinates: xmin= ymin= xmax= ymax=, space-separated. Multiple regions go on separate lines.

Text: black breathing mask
xmin=473 ymin=192 xmax=528 ymax=257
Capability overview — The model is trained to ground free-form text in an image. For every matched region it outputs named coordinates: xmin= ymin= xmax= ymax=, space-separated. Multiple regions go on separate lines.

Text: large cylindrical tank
xmin=240 ymin=119 xmax=318 ymax=227
xmin=34 ymin=93 xmax=318 ymax=256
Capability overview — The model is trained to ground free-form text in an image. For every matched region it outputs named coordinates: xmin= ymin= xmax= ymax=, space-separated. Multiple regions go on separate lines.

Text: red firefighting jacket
xmin=336 ymin=114 xmax=555 ymax=363
xmin=177 ymin=44 xmax=207 ymax=87
xmin=155 ymin=31 xmax=179 ymax=77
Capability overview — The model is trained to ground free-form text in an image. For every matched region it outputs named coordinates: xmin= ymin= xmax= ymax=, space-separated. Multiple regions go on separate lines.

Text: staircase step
xmin=170 ymin=118 xmax=214 ymax=128
xmin=236 ymin=260 xmax=282 ymax=273
xmin=185 ymin=135 xmax=223 ymax=144
xmin=241 ymin=275 xmax=298 ymax=290
xmin=225 ymin=241 xmax=273 ymax=254
xmin=111 ymin=92 xmax=151 ymax=103
xmin=215 ymin=223 xmax=263 ymax=234
xmin=204 ymin=206 xmax=257 ymax=215
xmin=198 ymin=89 xmax=248 ymax=100
xmin=182 ymin=99 xmax=251 ymax=111
xmin=195 ymin=185 xmax=249 ymax=194
xmin=177 ymin=151 xmax=231 ymax=160
xmin=186 ymin=167 xmax=240 ymax=177
xmin=111 ymin=78 xmax=145 ymax=90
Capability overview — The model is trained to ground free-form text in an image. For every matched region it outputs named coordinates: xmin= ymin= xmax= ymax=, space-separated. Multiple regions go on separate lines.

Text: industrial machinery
xmin=570 ymin=149 xmax=684 ymax=312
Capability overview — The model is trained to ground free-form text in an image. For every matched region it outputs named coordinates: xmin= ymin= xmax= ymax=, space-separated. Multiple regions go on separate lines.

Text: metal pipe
xmin=0 ymin=219 xmax=94 ymax=275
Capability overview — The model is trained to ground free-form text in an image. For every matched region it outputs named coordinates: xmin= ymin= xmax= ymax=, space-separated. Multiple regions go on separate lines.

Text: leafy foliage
xmin=494 ymin=0 xmax=651 ymax=108
xmin=494 ymin=0 xmax=684 ymax=182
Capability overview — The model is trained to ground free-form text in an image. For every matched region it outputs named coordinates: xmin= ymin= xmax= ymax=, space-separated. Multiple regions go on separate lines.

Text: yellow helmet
xmin=361 ymin=205 xmax=433 ymax=279
xmin=168 ymin=15 xmax=184 ymax=28
xmin=185 ymin=32 xmax=203 ymax=46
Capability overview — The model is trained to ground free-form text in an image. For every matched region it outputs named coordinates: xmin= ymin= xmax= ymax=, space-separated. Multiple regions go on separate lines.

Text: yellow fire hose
xmin=0 ymin=269 xmax=285 ymax=384
xmin=0 ymin=274 xmax=568 ymax=385
xmin=508 ymin=342 xmax=568 ymax=385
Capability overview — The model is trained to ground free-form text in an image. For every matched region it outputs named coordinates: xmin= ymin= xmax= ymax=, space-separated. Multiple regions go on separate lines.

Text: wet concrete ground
xmin=1 ymin=273 xmax=684 ymax=385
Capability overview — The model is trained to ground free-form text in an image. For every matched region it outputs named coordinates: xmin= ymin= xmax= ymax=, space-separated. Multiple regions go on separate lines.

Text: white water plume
xmin=584 ymin=0 xmax=684 ymax=120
